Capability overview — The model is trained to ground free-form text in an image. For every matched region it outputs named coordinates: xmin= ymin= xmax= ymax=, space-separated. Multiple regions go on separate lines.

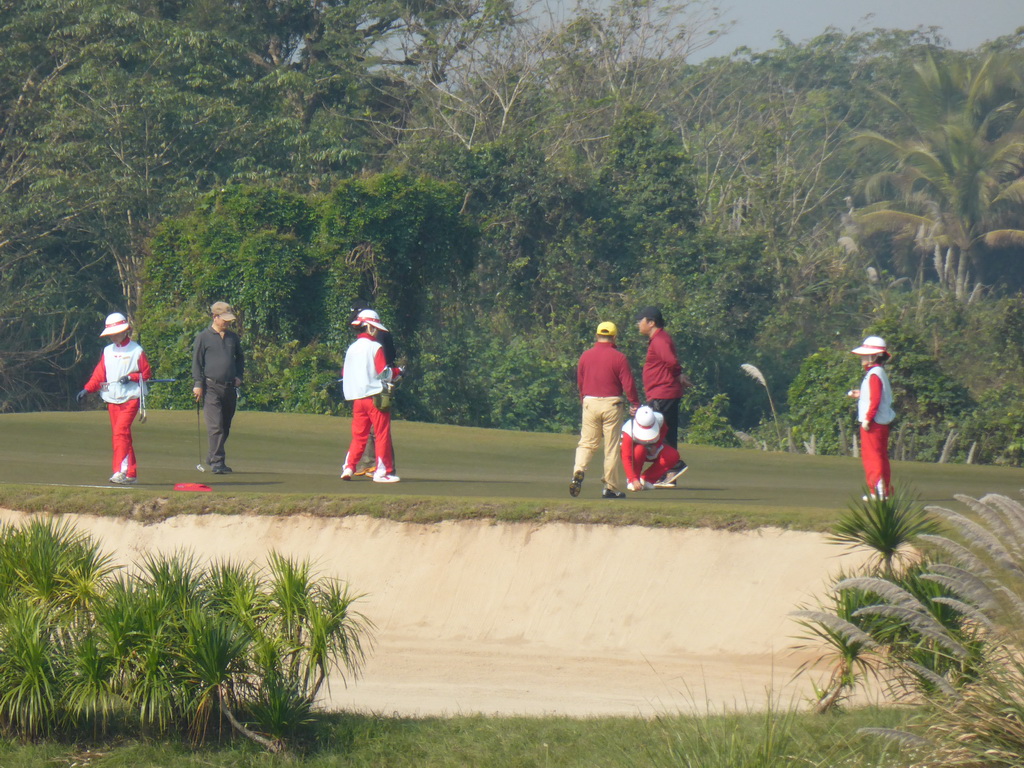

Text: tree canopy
xmin=3 ymin=0 xmax=1024 ymax=465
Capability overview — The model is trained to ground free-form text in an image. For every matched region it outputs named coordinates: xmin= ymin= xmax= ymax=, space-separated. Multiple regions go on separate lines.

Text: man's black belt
xmin=206 ymin=377 xmax=234 ymax=385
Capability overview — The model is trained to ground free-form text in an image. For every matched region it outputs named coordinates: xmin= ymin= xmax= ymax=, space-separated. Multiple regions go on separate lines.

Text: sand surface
xmin=0 ymin=509 xmax=871 ymax=717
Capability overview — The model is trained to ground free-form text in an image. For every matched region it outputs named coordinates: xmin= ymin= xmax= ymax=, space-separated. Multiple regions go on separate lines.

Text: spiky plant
xmin=260 ymin=552 xmax=372 ymax=701
xmin=828 ymin=486 xmax=941 ymax=577
xmin=0 ymin=522 xmax=374 ymax=750
xmin=177 ymin=606 xmax=250 ymax=743
xmin=0 ymin=602 xmax=64 ymax=738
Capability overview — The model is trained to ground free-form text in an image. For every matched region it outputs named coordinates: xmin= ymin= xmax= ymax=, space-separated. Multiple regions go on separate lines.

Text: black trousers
xmin=203 ymin=380 xmax=237 ymax=467
xmin=648 ymin=397 xmax=681 ymax=450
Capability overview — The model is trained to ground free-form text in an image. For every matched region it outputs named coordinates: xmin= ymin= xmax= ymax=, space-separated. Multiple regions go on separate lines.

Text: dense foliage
xmin=3 ymin=0 xmax=1024 ymax=463
xmin=800 ymin=491 xmax=1024 ymax=766
xmin=0 ymin=517 xmax=370 ymax=750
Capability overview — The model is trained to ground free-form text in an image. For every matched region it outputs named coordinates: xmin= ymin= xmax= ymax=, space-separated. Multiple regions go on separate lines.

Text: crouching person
xmin=76 ymin=312 xmax=152 ymax=485
xmin=340 ymin=309 xmax=402 ymax=483
xmin=620 ymin=406 xmax=687 ymax=492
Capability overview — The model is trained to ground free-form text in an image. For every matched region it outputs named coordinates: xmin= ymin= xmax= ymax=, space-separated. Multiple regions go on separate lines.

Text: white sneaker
xmin=373 ymin=473 xmax=400 ymax=483
xmin=340 ymin=467 xmax=354 ymax=480
xmin=109 ymin=473 xmax=136 ymax=485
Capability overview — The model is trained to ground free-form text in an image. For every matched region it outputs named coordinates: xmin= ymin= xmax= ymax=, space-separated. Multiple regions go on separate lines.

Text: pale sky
xmin=696 ymin=0 xmax=1023 ymax=60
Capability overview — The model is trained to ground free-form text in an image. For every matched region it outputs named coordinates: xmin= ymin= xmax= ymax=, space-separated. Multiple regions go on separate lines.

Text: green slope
xmin=1 ymin=410 xmax=1021 ymax=530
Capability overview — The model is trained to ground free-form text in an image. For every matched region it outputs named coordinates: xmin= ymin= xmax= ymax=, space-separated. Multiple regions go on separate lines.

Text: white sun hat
xmin=628 ymin=405 xmax=663 ymax=443
xmin=852 ymin=336 xmax=887 ymax=355
xmin=351 ymin=308 xmax=388 ymax=332
xmin=100 ymin=312 xmax=130 ymax=336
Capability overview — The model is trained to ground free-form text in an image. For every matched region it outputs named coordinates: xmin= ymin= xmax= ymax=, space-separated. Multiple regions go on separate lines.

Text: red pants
xmin=108 ymin=400 xmax=140 ymax=477
xmin=344 ymin=397 xmax=394 ymax=475
xmin=624 ymin=442 xmax=680 ymax=485
xmin=860 ymin=423 xmax=891 ymax=497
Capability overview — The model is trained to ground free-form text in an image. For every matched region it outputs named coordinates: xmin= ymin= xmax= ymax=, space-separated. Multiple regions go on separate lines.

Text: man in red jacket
xmin=636 ymin=306 xmax=690 ymax=487
xmin=569 ymin=321 xmax=640 ymax=499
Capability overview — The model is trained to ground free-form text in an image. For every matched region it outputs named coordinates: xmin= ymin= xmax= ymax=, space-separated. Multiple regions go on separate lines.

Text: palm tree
xmin=845 ymin=54 xmax=1024 ymax=295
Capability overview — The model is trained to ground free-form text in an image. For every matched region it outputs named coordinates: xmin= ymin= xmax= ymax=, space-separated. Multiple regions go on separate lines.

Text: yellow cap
xmin=596 ymin=321 xmax=617 ymax=337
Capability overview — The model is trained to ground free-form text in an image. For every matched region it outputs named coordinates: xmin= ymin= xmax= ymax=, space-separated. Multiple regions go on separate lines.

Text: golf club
xmin=135 ymin=378 xmax=175 ymax=425
xmin=195 ymin=399 xmax=205 ymax=472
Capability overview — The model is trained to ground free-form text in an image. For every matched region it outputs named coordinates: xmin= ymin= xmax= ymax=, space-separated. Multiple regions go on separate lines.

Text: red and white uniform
xmin=620 ymin=412 xmax=681 ymax=486
xmin=342 ymin=333 xmax=399 ymax=476
xmin=858 ymin=364 xmax=895 ymax=498
xmin=83 ymin=338 xmax=152 ymax=478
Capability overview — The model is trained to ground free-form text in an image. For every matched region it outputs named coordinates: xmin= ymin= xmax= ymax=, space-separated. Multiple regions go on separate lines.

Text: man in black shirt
xmin=192 ymin=301 xmax=244 ymax=474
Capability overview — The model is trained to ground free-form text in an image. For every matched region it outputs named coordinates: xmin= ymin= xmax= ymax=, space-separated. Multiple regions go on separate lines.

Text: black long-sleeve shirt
xmin=192 ymin=327 xmax=244 ymax=386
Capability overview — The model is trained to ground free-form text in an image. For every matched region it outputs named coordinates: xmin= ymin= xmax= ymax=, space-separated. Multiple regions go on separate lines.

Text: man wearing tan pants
xmin=570 ymin=322 xmax=640 ymax=499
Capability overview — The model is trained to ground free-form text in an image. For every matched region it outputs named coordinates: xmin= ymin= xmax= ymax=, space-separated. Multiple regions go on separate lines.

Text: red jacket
xmin=577 ymin=341 xmax=639 ymax=406
xmin=642 ymin=328 xmax=684 ymax=399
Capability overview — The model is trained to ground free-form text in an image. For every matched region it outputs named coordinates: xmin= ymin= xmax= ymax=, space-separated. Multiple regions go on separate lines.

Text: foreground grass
xmin=3 ymin=411 xmax=1023 ymax=531
xmin=0 ymin=707 xmax=915 ymax=767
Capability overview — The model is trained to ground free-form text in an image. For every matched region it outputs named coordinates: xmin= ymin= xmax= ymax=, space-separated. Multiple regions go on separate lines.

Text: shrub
xmin=0 ymin=519 xmax=372 ymax=751
xmin=686 ymin=393 xmax=741 ymax=448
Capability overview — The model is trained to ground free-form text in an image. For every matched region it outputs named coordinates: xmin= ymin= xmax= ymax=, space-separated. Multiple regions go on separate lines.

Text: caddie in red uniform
xmin=340 ymin=309 xmax=402 ymax=483
xmin=77 ymin=312 xmax=152 ymax=485
xmin=848 ymin=335 xmax=896 ymax=500
xmin=620 ymin=406 xmax=686 ymax=492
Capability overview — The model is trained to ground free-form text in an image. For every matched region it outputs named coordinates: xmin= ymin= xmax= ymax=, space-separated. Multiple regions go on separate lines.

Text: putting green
xmin=1 ymin=410 xmax=1021 ymax=529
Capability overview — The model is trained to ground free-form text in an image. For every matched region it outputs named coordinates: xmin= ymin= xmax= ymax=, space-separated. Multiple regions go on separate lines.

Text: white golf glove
xmin=861 ymin=419 xmax=870 ymax=432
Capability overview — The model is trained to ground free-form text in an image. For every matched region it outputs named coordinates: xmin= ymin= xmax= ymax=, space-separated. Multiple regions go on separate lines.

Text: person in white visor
xmin=77 ymin=312 xmax=152 ymax=485
xmin=849 ymin=335 xmax=895 ymax=499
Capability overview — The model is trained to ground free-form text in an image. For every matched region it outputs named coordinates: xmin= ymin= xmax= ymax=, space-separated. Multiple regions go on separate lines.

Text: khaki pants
xmin=573 ymin=397 xmax=626 ymax=493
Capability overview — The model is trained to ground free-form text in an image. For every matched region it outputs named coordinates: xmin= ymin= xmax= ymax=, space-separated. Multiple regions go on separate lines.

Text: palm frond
xmin=980 ymin=229 xmax=1024 ymax=249
xmin=854 ymin=210 xmax=935 ymax=238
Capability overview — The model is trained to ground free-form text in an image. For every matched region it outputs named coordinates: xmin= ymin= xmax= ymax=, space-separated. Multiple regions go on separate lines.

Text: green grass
xmin=1 ymin=410 xmax=1022 ymax=529
xmin=0 ymin=706 xmax=916 ymax=767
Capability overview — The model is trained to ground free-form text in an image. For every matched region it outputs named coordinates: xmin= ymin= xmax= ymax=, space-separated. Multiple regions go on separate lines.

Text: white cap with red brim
xmin=352 ymin=308 xmax=388 ymax=332
xmin=100 ymin=312 xmax=130 ymax=336
xmin=852 ymin=336 xmax=887 ymax=355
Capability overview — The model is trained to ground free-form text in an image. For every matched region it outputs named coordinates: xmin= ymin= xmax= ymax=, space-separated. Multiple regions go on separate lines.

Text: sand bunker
xmin=0 ymin=510 xmax=870 ymax=717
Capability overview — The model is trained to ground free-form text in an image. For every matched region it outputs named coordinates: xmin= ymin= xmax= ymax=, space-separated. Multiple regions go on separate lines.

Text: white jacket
xmin=857 ymin=365 xmax=895 ymax=425
xmin=343 ymin=335 xmax=392 ymax=400
xmin=100 ymin=341 xmax=148 ymax=405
